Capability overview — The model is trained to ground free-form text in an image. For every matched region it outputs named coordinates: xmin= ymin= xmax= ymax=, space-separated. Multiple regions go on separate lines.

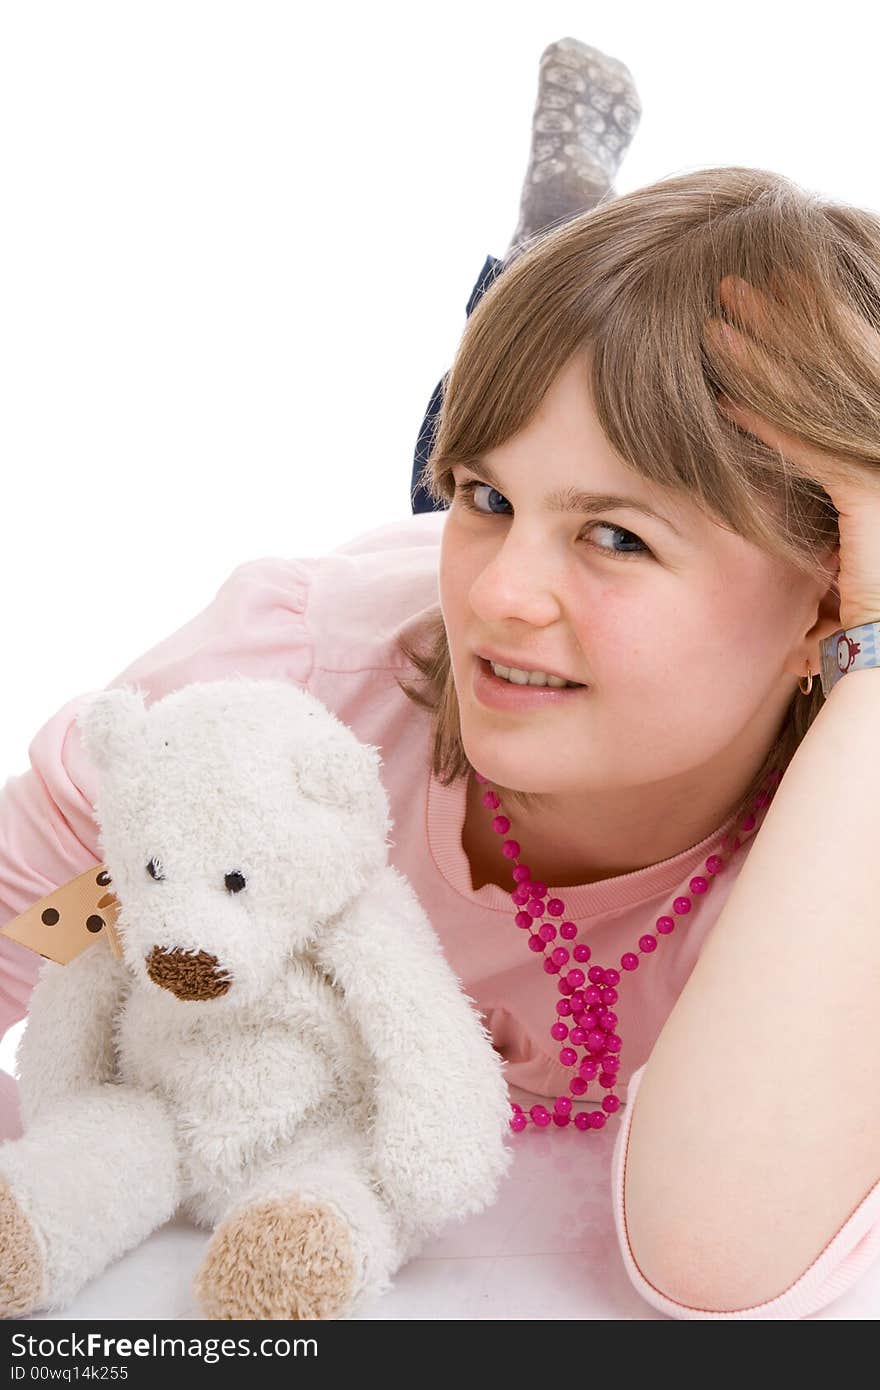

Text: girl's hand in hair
xmin=707 ymin=273 xmax=880 ymax=632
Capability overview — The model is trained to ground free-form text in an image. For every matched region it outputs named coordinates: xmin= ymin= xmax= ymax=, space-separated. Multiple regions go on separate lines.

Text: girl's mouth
xmin=473 ymin=656 xmax=590 ymax=711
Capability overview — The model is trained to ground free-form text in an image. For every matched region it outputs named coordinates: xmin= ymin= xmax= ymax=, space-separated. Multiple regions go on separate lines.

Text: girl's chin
xmin=461 ymin=727 xmax=565 ymax=781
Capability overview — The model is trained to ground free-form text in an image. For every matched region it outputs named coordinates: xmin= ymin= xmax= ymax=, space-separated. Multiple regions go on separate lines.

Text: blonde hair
xmin=396 ymin=164 xmax=880 ymax=824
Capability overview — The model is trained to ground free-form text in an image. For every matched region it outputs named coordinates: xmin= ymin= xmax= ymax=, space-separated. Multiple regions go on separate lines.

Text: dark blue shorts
xmin=410 ymin=253 xmax=506 ymax=515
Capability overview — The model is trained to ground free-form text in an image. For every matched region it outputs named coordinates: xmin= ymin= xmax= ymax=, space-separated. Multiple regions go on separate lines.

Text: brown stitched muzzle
xmin=145 ymin=946 xmax=232 ymax=1000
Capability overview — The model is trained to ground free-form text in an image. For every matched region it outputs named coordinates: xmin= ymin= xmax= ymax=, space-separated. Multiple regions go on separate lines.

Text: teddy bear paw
xmin=193 ymin=1193 xmax=359 ymax=1320
xmin=0 ymin=1176 xmax=45 ymax=1318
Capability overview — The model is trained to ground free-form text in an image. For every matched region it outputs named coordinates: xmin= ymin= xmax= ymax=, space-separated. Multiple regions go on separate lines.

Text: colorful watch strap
xmin=819 ymin=619 xmax=880 ymax=698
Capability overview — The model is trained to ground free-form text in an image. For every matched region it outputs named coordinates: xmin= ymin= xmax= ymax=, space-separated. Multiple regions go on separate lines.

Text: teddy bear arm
xmin=15 ymin=940 xmax=130 ymax=1129
xmin=314 ymin=865 xmax=513 ymax=1233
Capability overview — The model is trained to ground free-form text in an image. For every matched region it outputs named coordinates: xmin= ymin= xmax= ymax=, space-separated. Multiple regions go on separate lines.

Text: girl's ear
xmin=76 ymin=685 xmax=149 ymax=774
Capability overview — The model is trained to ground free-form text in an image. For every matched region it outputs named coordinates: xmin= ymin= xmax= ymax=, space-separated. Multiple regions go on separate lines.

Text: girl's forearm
xmin=623 ymin=667 xmax=880 ymax=1312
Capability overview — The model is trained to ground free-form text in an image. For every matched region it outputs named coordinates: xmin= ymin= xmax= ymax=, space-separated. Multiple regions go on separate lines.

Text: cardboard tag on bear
xmin=0 ymin=865 xmax=123 ymax=964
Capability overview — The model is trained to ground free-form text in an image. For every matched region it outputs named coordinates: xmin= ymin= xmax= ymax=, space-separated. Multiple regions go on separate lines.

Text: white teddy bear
xmin=0 ymin=677 xmax=512 ymax=1319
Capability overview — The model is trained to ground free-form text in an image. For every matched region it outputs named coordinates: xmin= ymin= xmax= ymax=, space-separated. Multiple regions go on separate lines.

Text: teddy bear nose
xmin=145 ymin=945 xmax=231 ymax=1000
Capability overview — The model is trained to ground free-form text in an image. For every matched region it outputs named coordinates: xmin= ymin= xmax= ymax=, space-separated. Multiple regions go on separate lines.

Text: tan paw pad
xmin=193 ymin=1193 xmax=358 ymax=1320
xmin=0 ymin=1176 xmax=44 ymax=1318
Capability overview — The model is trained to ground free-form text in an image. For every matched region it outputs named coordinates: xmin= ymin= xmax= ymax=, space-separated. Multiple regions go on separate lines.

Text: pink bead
xmin=510 ymin=1113 xmax=527 ymax=1132
xmin=588 ymin=966 xmax=605 ymax=985
xmin=492 ymin=815 xmax=511 ymax=834
xmin=515 ymin=910 xmax=533 ymax=929
xmin=527 ymin=899 xmax=544 ymax=917
xmin=639 ymin=934 xmax=657 ymax=953
xmin=706 ymin=854 xmax=724 ymax=873
xmin=551 ymin=946 xmax=570 ymax=966
xmin=603 ymin=1054 xmax=621 ymax=1072
xmin=512 ymin=885 xmax=530 ymax=905
xmin=511 ymin=1102 xmax=523 ymax=1112
xmin=673 ymin=896 xmax=692 ymax=915
xmin=569 ymin=1026 xmax=587 ymax=1044
xmin=599 ymin=1072 xmax=616 ymax=1088
xmin=587 ymin=1030 xmax=606 ymax=1051
xmin=602 ymin=1095 xmax=621 ymax=1113
xmin=573 ymin=943 xmax=591 ymax=962
xmin=530 ymin=1105 xmax=552 ymax=1127
xmin=579 ymin=1059 xmax=598 ymax=1079
xmin=551 ymin=1021 xmax=569 ymax=1041
xmin=656 ymin=916 xmax=675 ymax=935
xmin=482 ymin=791 xmax=500 ymax=809
xmin=569 ymin=991 xmax=586 ymax=1011
xmin=601 ymin=1011 xmax=618 ymax=1030
xmin=588 ymin=1111 xmax=606 ymax=1129
xmin=601 ymin=987 xmax=618 ymax=1004
xmin=557 ymin=978 xmax=574 ymax=996
xmin=512 ymin=865 xmax=531 ymax=882
xmin=584 ymin=986 xmax=601 ymax=1004
xmin=604 ymin=1034 xmax=622 ymax=1052
xmin=543 ymin=958 xmax=560 ymax=974
xmin=539 ymin=922 xmax=556 ymax=941
xmin=556 ymin=999 xmax=572 ymax=1016
xmin=567 ymin=968 xmax=585 ymax=988
xmin=569 ymin=1077 xmax=587 ymax=1096
xmin=546 ymin=897 xmax=565 ymax=916
xmin=560 ymin=1047 xmax=577 ymax=1066
xmin=690 ymin=875 xmax=708 ymax=895
xmin=528 ymin=934 xmax=545 ymax=952
xmin=528 ymin=881 xmax=547 ymax=898
xmin=560 ymin=922 xmax=578 ymax=939
xmin=574 ymin=1112 xmax=591 ymax=1131
xmin=553 ymin=1112 xmax=571 ymax=1127
xmin=621 ymin=952 xmax=639 ymax=971
xmin=604 ymin=969 xmax=620 ymax=985
xmin=502 ymin=839 xmax=520 ymax=859
xmin=554 ymin=1096 xmax=572 ymax=1114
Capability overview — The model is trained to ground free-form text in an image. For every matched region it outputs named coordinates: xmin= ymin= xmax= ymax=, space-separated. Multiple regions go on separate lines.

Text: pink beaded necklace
xmin=469 ymin=764 xmax=782 ymax=1135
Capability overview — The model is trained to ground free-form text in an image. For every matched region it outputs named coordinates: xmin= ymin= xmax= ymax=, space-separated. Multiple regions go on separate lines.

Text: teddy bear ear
xmin=294 ymin=738 xmax=382 ymax=811
xmin=76 ymin=685 xmax=149 ymax=773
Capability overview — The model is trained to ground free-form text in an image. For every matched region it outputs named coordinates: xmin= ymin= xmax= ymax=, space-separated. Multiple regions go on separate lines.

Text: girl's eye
xmin=452 ymin=480 xmax=651 ymax=561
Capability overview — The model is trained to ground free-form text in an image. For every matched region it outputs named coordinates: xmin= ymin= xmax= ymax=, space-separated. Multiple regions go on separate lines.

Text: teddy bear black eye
xmin=225 ymin=870 xmax=247 ymax=894
xmin=147 ymin=857 xmax=165 ymax=881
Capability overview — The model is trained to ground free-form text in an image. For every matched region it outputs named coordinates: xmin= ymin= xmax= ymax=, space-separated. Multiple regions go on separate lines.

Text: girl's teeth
xmin=490 ymin=662 xmax=580 ymax=689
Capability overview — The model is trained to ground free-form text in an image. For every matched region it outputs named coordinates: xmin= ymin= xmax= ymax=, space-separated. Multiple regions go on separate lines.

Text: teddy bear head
xmin=75 ymin=676 xmax=393 ymax=1011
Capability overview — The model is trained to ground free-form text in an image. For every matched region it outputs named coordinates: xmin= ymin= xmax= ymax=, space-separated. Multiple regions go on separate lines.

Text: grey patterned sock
xmin=505 ymin=37 xmax=642 ymax=258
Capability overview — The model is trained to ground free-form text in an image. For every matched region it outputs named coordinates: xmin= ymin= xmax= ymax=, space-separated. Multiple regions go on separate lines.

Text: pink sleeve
xmin=612 ymin=1061 xmax=880 ymax=1318
xmin=0 ymin=557 xmax=313 ymax=1041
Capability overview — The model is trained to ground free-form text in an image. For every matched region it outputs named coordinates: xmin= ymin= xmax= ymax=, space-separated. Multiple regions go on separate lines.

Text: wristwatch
xmin=819 ymin=619 xmax=880 ymax=697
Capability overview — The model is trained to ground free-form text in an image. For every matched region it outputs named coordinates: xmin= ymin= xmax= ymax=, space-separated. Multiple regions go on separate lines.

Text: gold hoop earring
xmin=798 ymin=659 xmax=814 ymax=696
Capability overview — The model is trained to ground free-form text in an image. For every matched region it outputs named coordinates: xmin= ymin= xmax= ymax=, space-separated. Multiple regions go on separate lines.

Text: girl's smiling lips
xmin=474 ymin=647 xmax=587 ymax=686
xmin=472 ymin=655 xmax=591 ymax=711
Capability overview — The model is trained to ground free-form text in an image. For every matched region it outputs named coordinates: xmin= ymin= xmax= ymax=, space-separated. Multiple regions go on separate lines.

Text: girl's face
xmin=439 ymin=352 xmax=840 ymax=821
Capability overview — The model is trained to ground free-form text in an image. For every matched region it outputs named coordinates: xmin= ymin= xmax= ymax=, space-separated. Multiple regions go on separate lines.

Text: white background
xmin=1 ymin=1 xmax=878 ymax=1072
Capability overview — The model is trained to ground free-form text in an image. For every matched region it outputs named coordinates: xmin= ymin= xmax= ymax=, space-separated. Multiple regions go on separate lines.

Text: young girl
xmin=1 ymin=40 xmax=879 ymax=1321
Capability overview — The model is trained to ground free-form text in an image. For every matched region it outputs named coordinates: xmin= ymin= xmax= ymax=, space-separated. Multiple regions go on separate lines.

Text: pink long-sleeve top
xmin=1 ymin=511 xmax=878 ymax=1319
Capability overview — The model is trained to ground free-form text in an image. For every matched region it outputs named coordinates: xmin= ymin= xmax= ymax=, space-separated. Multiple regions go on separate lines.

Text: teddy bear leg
xmin=0 ymin=1083 xmax=180 ymax=1318
xmin=193 ymin=1144 xmax=407 ymax=1321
